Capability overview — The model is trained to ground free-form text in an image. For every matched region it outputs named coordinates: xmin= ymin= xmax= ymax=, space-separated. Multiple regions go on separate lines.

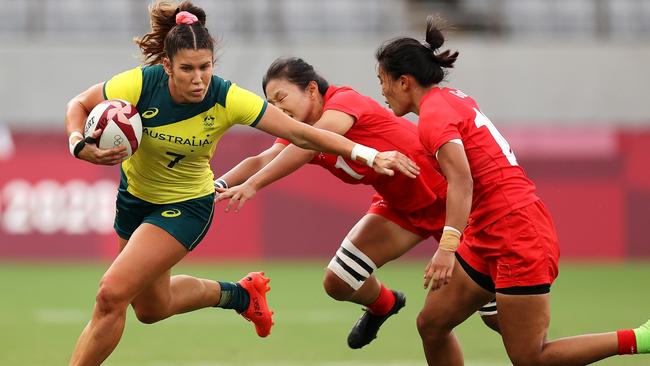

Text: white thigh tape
xmin=326 ymin=238 xmax=378 ymax=290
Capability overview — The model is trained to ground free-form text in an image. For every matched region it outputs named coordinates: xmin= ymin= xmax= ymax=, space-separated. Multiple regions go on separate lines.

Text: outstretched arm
xmin=216 ymin=143 xmax=286 ymax=188
xmin=254 ymin=104 xmax=420 ymax=178
xmin=218 ymin=109 xmax=356 ymax=212
xmin=247 ymin=109 xmax=355 ymax=191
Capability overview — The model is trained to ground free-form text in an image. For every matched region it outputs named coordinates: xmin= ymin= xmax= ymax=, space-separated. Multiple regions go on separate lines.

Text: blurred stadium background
xmin=1 ymin=0 xmax=649 ymax=365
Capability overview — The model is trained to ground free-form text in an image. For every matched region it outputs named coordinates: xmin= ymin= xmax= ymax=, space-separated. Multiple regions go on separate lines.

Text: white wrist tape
xmin=350 ymin=144 xmax=378 ymax=167
xmin=68 ymin=131 xmax=84 ymax=157
xmin=443 ymin=225 xmax=462 ymax=236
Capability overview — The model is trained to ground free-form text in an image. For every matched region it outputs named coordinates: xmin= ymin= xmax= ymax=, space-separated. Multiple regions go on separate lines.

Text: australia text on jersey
xmin=143 ymin=127 xmax=211 ymax=147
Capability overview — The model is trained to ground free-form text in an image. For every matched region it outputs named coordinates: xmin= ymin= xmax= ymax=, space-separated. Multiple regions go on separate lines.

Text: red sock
xmin=617 ymin=329 xmax=638 ymax=355
xmin=368 ymin=284 xmax=395 ymax=315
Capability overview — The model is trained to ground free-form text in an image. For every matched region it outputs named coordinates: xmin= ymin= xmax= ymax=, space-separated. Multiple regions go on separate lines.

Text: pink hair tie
xmin=176 ymin=11 xmax=198 ymax=25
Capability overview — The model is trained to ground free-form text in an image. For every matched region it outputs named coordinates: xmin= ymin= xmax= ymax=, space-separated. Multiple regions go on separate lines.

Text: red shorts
xmin=366 ymin=194 xmax=445 ymax=240
xmin=457 ymin=200 xmax=560 ymax=290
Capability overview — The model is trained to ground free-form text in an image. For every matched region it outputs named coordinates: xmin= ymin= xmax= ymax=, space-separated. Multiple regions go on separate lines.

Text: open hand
xmin=215 ymin=182 xmax=258 ymax=213
xmin=423 ymin=249 xmax=456 ymax=291
xmin=372 ymin=151 xmax=420 ymax=178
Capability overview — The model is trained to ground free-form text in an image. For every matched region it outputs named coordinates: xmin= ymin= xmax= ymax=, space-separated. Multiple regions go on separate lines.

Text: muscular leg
xmin=417 ymin=259 xmax=495 ymax=366
xmin=69 ymin=224 xmax=219 ymax=366
xmin=117 ymin=236 xmax=221 ymax=324
xmin=497 ymin=293 xmax=619 ymax=366
xmin=322 ymin=214 xmax=423 ymax=304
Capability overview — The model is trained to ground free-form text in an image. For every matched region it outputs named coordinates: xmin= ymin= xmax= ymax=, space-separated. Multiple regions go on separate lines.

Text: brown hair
xmin=376 ymin=15 xmax=458 ymax=86
xmin=134 ymin=1 xmax=215 ymax=66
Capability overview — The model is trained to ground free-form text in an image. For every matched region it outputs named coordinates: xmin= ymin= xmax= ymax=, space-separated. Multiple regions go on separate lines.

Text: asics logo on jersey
xmin=141 ymin=108 xmax=160 ymax=119
xmin=161 ymin=209 xmax=181 ymax=218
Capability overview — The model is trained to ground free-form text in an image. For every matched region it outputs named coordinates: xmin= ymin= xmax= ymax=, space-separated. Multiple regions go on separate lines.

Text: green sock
xmin=633 ymin=319 xmax=650 ymax=354
xmin=215 ymin=282 xmax=250 ymax=313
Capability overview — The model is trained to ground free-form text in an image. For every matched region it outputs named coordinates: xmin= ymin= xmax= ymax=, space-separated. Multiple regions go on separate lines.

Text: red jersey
xmin=418 ymin=87 xmax=539 ymax=231
xmin=276 ymin=85 xmax=446 ymax=212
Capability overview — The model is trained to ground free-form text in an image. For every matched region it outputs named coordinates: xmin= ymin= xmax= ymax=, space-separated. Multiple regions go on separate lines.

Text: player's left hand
xmin=373 ymin=151 xmax=420 ymax=178
xmin=215 ymin=183 xmax=257 ymax=213
xmin=423 ymin=249 xmax=456 ymax=291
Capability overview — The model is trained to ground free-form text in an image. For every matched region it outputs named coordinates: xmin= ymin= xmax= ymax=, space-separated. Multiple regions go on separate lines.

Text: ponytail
xmin=376 ymin=14 xmax=458 ymax=86
xmin=134 ymin=0 xmax=213 ymax=66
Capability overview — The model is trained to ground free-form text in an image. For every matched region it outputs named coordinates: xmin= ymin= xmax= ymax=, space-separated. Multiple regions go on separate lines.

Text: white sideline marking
xmin=34 ymin=308 xmax=86 ymax=324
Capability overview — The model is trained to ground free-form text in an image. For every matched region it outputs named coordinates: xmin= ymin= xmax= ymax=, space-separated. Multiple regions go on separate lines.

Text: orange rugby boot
xmin=237 ymin=271 xmax=274 ymax=337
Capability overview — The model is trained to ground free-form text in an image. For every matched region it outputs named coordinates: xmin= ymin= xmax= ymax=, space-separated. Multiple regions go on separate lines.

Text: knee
xmin=416 ymin=308 xmax=454 ymax=340
xmin=95 ymin=276 xmax=131 ymax=315
xmin=509 ymin=355 xmax=540 ymax=366
xmin=132 ymin=306 xmax=166 ymax=324
xmin=323 ymin=270 xmax=355 ymax=301
xmin=506 ymin=346 xmax=544 ymax=366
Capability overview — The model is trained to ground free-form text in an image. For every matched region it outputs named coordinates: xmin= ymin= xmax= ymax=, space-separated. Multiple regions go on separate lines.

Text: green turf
xmin=0 ymin=260 xmax=648 ymax=365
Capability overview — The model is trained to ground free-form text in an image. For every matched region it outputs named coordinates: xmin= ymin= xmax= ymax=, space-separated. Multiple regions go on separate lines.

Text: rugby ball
xmin=84 ymin=99 xmax=143 ymax=158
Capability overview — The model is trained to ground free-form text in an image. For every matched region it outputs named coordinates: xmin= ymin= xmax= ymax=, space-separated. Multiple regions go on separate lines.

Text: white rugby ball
xmin=84 ymin=99 xmax=143 ymax=158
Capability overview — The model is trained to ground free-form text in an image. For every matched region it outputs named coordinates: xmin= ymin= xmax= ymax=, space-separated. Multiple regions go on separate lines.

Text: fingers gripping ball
xmin=84 ymin=99 xmax=143 ymax=158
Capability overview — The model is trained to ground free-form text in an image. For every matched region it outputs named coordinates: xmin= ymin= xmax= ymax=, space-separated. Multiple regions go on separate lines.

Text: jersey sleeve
xmin=274 ymin=137 xmax=290 ymax=145
xmin=225 ymin=84 xmax=268 ymax=128
xmin=431 ymin=117 xmax=463 ymax=154
xmin=102 ymin=66 xmax=143 ymax=106
xmin=323 ymin=89 xmax=364 ymax=121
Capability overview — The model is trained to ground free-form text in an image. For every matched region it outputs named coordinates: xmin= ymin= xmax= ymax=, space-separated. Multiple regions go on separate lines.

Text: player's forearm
xmin=257 ymin=107 xmax=376 ymax=166
xmin=294 ymin=123 xmax=355 ymax=157
xmin=247 ymin=148 xmax=313 ymax=191
xmin=220 ymin=156 xmax=267 ymax=187
xmin=444 ymin=176 xmax=473 ymax=233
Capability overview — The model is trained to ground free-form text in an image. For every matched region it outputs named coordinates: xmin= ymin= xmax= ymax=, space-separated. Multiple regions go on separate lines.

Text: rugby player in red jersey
xmin=375 ymin=15 xmax=649 ymax=366
xmin=215 ymin=57 xmax=500 ymax=349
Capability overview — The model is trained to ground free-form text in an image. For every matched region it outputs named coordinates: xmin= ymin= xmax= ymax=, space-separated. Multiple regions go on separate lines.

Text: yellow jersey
xmin=103 ymin=64 xmax=267 ymax=204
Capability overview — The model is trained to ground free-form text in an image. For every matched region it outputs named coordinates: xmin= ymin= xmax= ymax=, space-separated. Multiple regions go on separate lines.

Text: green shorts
xmin=114 ymin=189 xmax=215 ymax=251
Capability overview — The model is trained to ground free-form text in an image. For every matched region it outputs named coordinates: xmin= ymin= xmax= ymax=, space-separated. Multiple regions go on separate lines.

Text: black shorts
xmin=114 ymin=189 xmax=215 ymax=251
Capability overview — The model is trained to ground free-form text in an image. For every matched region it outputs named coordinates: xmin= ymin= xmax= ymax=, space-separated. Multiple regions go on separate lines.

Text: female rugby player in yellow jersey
xmin=63 ymin=2 xmax=418 ymax=365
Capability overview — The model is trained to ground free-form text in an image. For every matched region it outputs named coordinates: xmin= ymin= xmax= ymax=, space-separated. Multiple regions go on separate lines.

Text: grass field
xmin=0 ymin=260 xmax=648 ymax=366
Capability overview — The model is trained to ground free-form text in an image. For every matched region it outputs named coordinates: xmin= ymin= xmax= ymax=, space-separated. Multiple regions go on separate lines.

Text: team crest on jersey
xmin=203 ymin=115 xmax=215 ymax=129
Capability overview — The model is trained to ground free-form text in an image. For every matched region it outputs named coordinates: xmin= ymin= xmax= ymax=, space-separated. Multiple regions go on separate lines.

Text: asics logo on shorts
xmin=142 ymin=108 xmax=159 ymax=119
xmin=161 ymin=209 xmax=181 ymax=218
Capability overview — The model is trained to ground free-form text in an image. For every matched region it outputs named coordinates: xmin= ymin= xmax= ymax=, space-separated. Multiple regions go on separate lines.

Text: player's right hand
xmin=373 ymin=151 xmax=420 ymax=178
xmin=215 ymin=182 xmax=258 ymax=213
xmin=423 ymin=249 xmax=455 ymax=292
xmin=77 ymin=129 xmax=128 ymax=165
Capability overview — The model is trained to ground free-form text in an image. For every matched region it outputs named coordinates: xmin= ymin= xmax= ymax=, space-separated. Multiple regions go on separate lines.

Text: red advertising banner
xmin=1 ymin=128 xmax=649 ymax=260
